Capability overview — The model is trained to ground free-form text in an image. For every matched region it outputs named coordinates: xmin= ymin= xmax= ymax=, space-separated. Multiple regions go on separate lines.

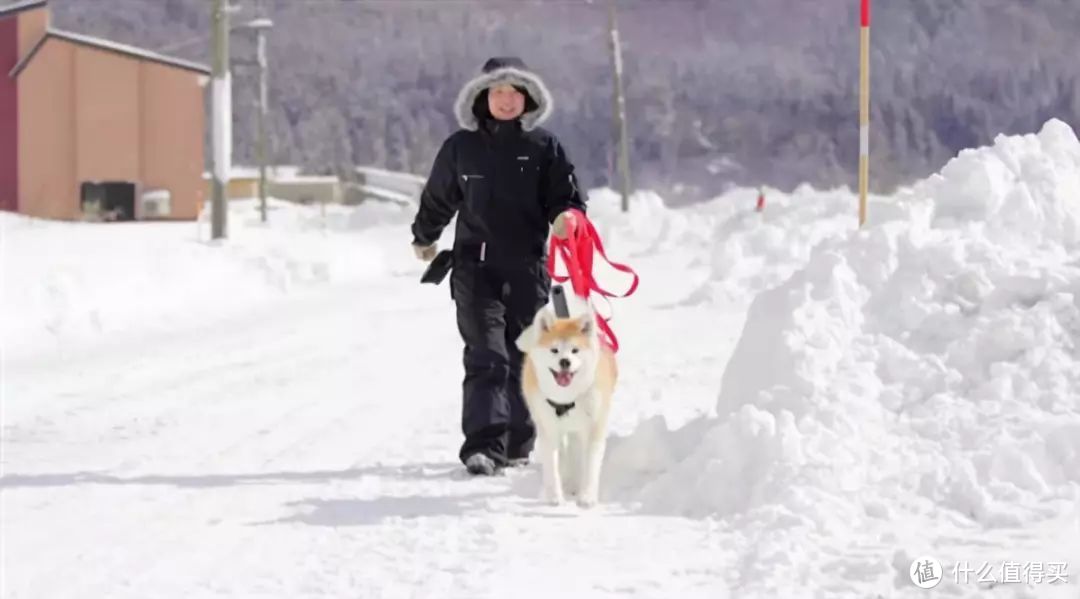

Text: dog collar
xmin=546 ymin=399 xmax=575 ymax=417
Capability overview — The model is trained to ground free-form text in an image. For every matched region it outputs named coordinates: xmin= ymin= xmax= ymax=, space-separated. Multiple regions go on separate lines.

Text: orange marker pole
xmin=859 ymin=0 xmax=870 ymax=227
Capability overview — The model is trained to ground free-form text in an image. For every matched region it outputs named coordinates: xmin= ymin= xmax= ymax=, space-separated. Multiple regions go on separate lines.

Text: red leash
xmin=546 ymin=209 xmax=639 ymax=352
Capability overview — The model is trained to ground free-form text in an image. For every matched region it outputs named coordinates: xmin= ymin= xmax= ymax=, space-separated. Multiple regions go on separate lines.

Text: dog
xmin=515 ymin=304 xmax=617 ymax=508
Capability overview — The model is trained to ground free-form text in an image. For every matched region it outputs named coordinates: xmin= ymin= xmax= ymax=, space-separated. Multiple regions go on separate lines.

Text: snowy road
xmin=6 ymin=144 xmax=1080 ymax=598
xmin=2 ymin=221 xmax=746 ymax=598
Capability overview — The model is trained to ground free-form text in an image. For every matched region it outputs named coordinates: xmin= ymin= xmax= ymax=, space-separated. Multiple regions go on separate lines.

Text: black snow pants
xmin=450 ymin=248 xmax=551 ymax=467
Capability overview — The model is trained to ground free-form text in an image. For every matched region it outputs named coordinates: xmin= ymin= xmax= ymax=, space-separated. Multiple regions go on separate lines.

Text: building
xmin=214 ymin=166 xmax=266 ymax=200
xmin=1 ymin=0 xmax=209 ymax=221
xmin=203 ymin=165 xmax=343 ymax=205
xmin=266 ymin=169 xmax=341 ymax=206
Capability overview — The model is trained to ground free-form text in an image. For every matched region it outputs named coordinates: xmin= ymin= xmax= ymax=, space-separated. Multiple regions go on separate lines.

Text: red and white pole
xmin=859 ymin=0 xmax=870 ymax=227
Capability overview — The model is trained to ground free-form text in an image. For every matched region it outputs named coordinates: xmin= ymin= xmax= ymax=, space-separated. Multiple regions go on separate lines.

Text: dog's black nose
xmin=558 ymin=358 xmax=570 ymax=370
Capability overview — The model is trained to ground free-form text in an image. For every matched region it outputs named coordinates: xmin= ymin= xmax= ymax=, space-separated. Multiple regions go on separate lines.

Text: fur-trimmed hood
xmin=454 ymin=56 xmax=553 ymax=132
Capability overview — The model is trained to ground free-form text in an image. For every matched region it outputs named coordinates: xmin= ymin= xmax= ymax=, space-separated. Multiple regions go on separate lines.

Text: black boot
xmin=464 ymin=452 xmax=499 ymax=476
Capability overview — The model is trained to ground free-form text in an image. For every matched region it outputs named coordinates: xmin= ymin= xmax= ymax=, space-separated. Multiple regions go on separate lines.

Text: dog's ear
xmin=539 ymin=308 xmax=555 ymax=333
xmin=515 ymin=308 xmax=554 ymax=351
xmin=577 ymin=313 xmax=594 ymax=336
xmin=514 ymin=321 xmax=536 ymax=352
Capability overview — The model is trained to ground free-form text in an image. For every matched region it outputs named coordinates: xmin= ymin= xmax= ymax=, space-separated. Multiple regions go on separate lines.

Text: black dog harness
xmin=546 ymin=399 xmax=575 ymax=417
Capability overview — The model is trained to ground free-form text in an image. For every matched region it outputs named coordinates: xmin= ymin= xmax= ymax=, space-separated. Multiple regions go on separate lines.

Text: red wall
xmin=0 ymin=16 xmax=17 ymax=212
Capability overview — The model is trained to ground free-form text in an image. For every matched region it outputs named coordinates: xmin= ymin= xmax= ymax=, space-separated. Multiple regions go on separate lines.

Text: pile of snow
xmin=586 ymin=183 xmax=870 ymax=309
xmin=1 ymin=198 xmax=403 ymax=356
xmin=584 ymin=187 xmax=745 ymax=260
xmin=685 ymin=185 xmax=867 ymax=306
xmin=1 ymin=186 xmax=696 ymax=359
xmin=606 ymin=119 xmax=1080 ymax=596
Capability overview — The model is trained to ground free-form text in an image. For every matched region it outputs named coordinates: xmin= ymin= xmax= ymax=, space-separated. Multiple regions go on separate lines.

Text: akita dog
xmin=515 ymin=304 xmax=617 ymax=507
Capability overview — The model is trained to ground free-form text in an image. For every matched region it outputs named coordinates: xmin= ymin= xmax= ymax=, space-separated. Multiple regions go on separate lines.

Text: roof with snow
xmin=201 ymin=166 xmax=308 ymax=181
xmin=9 ymin=27 xmax=210 ymax=78
xmin=0 ymin=0 xmax=47 ymax=19
xmin=200 ymin=167 xmax=349 ymax=187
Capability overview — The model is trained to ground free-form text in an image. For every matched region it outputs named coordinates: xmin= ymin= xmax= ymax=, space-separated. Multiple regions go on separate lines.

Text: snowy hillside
xmin=51 ymin=0 xmax=1080 ymax=194
xmin=3 ymin=121 xmax=1079 ymax=598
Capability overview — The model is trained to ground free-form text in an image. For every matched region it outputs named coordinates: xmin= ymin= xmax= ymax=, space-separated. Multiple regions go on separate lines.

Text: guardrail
xmin=351 ymin=166 xmax=426 ymax=206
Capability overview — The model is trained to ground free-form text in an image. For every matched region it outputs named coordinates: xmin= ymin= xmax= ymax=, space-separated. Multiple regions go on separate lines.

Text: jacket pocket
xmin=517 ymin=164 xmax=542 ymax=207
xmin=460 ymin=173 xmax=491 ymax=217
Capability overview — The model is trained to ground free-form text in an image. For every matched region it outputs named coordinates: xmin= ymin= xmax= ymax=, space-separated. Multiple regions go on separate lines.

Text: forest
xmin=51 ymin=0 xmax=1080 ymax=202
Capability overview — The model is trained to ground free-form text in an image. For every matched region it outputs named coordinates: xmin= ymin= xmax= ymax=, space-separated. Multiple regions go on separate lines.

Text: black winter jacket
xmin=411 ymin=119 xmax=586 ymax=263
xmin=411 ymin=56 xmax=586 ymax=264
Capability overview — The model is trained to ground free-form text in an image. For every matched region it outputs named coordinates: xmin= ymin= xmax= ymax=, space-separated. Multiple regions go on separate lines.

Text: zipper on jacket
xmin=462 ymin=174 xmax=485 ymax=181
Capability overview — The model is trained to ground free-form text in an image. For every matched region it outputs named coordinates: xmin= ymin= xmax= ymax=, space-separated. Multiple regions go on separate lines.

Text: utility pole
xmin=211 ymin=0 xmax=231 ymax=239
xmin=248 ymin=10 xmax=274 ymax=224
xmin=608 ymin=0 xmax=632 ymax=213
xmin=858 ymin=0 xmax=871 ymax=227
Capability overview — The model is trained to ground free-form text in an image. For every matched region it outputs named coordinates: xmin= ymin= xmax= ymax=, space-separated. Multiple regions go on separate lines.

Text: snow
xmin=3 ymin=120 xmax=1079 ymax=598
xmin=605 ymin=119 xmax=1080 ymax=596
xmin=1 ymin=199 xmax=406 ymax=357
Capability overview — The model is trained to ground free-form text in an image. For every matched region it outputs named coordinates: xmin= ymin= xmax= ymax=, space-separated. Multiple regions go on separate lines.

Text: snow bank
xmin=578 ymin=188 xmax=718 ymax=258
xmin=590 ymin=183 xmax=868 ymax=308
xmin=2 ymin=184 xmax=694 ymax=359
xmin=607 ymin=119 xmax=1080 ymax=596
xmin=579 ymin=182 xmax=875 ymax=324
xmin=693 ymin=185 xmax=867 ymax=306
xmin=1 ymin=199 xmax=397 ymax=356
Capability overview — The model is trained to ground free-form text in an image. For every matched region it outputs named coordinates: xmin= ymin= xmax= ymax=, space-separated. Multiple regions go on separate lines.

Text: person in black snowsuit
xmin=410 ymin=56 xmax=587 ymax=476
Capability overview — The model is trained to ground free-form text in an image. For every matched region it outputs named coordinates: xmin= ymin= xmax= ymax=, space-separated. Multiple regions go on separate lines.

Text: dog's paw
xmin=542 ymin=488 xmax=565 ymax=506
xmin=545 ymin=492 xmax=566 ymax=506
xmin=576 ymin=494 xmax=598 ymax=509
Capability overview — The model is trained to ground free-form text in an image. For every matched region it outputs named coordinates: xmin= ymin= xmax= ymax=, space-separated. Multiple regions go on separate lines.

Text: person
xmin=410 ymin=56 xmax=587 ymax=476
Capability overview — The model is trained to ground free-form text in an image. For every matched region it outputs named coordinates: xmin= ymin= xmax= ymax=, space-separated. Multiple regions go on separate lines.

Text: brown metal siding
xmin=18 ymin=38 xmax=74 ymax=219
xmin=140 ymin=60 xmax=205 ymax=220
xmin=18 ymin=37 xmax=205 ymax=220
xmin=17 ymin=7 xmax=46 ymax=58
xmin=75 ymin=44 xmax=140 ymax=186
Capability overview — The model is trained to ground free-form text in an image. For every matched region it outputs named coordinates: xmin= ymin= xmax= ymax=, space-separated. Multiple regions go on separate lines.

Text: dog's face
xmin=516 ymin=308 xmax=599 ymax=389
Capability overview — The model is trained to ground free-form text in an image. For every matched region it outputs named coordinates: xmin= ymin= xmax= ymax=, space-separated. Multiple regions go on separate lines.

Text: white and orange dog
xmin=515 ymin=304 xmax=617 ymax=508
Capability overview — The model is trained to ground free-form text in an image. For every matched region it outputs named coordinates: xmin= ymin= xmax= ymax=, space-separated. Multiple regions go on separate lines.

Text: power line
xmin=157 ymin=21 xmax=265 ymax=54
xmin=157 ymin=34 xmax=208 ymax=54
